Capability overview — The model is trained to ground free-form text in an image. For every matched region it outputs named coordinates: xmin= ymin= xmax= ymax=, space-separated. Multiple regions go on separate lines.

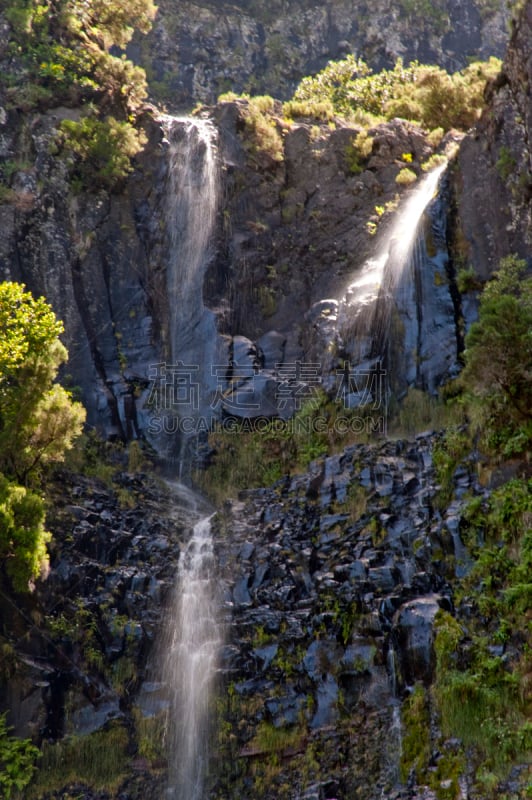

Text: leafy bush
xmin=0 ymin=282 xmax=85 ymax=589
xmin=345 ymin=130 xmax=374 ymax=174
xmin=58 ymin=116 xmax=147 ymax=190
xmin=282 ymin=98 xmax=334 ymax=121
xmin=396 ymin=167 xmax=417 ymax=185
xmin=4 ymin=0 xmax=153 ymax=114
xmin=0 ymin=714 xmax=40 ymax=799
xmin=433 ymin=479 xmax=532 ymax=791
xmin=460 ymin=254 xmax=532 ymax=454
xmin=421 ymin=153 xmax=447 ymax=172
xmin=456 ymin=266 xmax=482 ymax=293
xmin=289 ymin=55 xmax=501 ymax=131
xmin=0 ymin=476 xmax=50 ymax=592
xmin=219 ymin=95 xmax=284 ymax=164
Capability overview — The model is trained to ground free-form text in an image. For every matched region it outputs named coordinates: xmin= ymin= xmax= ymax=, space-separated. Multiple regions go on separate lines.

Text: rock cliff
xmin=0 ymin=2 xmax=531 ymax=799
xmin=457 ymin=2 xmax=532 ymax=277
xmin=133 ymin=0 xmax=510 ymax=108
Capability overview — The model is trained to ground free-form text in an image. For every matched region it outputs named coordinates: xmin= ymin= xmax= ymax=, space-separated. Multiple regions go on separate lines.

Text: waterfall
xmin=163 ymin=116 xmax=218 ymax=356
xmin=162 ymin=514 xmax=222 ymax=799
xmin=339 ymin=163 xmax=454 ymax=393
xmin=151 ymin=115 xmax=226 ymax=464
xmin=382 ymin=644 xmax=403 ymax=791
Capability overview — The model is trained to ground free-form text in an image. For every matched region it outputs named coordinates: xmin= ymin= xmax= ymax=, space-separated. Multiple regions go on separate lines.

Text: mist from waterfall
xmin=162 ymin=513 xmax=222 ymax=800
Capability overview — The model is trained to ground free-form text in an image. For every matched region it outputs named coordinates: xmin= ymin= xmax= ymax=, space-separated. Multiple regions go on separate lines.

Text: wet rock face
xmin=133 ymin=0 xmax=509 ymax=109
xmin=211 ymin=433 xmax=480 ymax=799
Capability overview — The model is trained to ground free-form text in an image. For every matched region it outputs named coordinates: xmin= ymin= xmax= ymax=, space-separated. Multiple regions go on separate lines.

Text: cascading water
xmin=338 ymin=162 xmax=456 ymax=394
xmin=162 ymin=513 xmax=222 ymax=799
xmin=157 ymin=118 xmax=223 ymax=799
xmin=163 ymin=116 xmax=218 ymax=353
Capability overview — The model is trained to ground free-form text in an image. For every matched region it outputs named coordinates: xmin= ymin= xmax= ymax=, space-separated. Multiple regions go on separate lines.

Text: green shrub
xmin=0 ymin=713 xmax=40 ymax=799
xmin=282 ymin=99 xmax=334 ymax=121
xmin=456 ymin=266 xmax=482 ymax=293
xmin=345 ymin=130 xmax=374 ymax=174
xmin=421 ymin=153 xmax=447 ymax=172
xmin=432 ymin=477 xmax=532 ymax=794
xmin=4 ymin=0 xmax=152 ymax=113
xmin=460 ymin=254 xmax=532 ymax=454
xmin=427 ymin=126 xmax=445 ymax=147
xmin=289 ymin=55 xmax=501 ymax=131
xmin=58 ymin=116 xmax=146 ymax=190
xmin=396 ymin=167 xmax=417 ymax=185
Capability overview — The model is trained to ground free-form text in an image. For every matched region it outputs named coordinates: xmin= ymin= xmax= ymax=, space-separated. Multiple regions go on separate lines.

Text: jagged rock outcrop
xmin=132 ymin=0 xmax=510 ymax=109
xmin=208 ymin=432 xmax=482 ymax=800
xmin=456 ymin=2 xmax=532 ymax=277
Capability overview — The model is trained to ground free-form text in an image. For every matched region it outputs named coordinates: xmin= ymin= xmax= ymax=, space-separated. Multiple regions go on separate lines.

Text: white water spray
xmin=162 ymin=514 xmax=222 ymax=799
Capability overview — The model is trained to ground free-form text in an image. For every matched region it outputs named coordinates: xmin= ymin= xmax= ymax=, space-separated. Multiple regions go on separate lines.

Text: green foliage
xmin=421 ymin=153 xmax=447 ymax=172
xmin=74 ymin=0 xmax=156 ymax=48
xmin=432 ymin=479 xmax=532 ymax=795
xmin=400 ymin=684 xmax=431 ymax=783
xmin=456 ymin=266 xmax=482 ymax=293
xmin=0 ymin=713 xmax=40 ymax=799
xmin=293 ymin=55 xmax=372 ymax=117
xmin=427 ymin=127 xmax=445 ymax=147
xmin=0 ymin=475 xmax=50 ymax=592
xmin=290 ymin=55 xmax=501 ymax=131
xmin=194 ymin=392 xmax=380 ymax=503
xmin=27 ymin=725 xmax=129 ymax=796
xmin=57 ymin=115 xmax=147 ymax=190
xmin=460 ymin=254 xmax=532 ymax=455
xmin=249 ymin=721 xmax=303 ymax=755
xmin=345 ymin=130 xmax=374 ymax=174
xmin=244 ymin=98 xmax=283 ymax=163
xmin=132 ymin=709 xmax=165 ymax=763
xmin=496 ymin=145 xmax=517 ymax=181
xmin=218 ymin=93 xmax=284 ymax=163
xmin=0 ymin=282 xmax=86 ymax=485
xmin=282 ymin=98 xmax=334 ymax=121
xmin=3 ymin=0 xmax=151 ymax=193
xmin=0 ymin=282 xmax=84 ymax=590
xmin=388 ymin=386 xmax=456 ymax=437
xmin=432 ymin=427 xmax=470 ymax=507
xmin=3 ymin=0 xmax=153 ymax=114
xmin=396 ymin=167 xmax=417 ymax=185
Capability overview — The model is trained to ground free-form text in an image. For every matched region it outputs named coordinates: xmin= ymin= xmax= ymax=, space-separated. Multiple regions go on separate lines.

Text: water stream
xmin=163 ymin=115 xmax=219 ymax=354
xmin=162 ymin=513 xmax=222 ymax=799
xmin=338 ymin=162 xmax=450 ymax=390
xmin=158 ymin=117 xmax=223 ymax=799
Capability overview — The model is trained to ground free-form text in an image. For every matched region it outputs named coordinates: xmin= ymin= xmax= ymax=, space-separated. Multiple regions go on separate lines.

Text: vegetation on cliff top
xmin=1 ymin=0 xmax=155 ymax=189
xmin=287 ymin=55 xmax=501 ymax=130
